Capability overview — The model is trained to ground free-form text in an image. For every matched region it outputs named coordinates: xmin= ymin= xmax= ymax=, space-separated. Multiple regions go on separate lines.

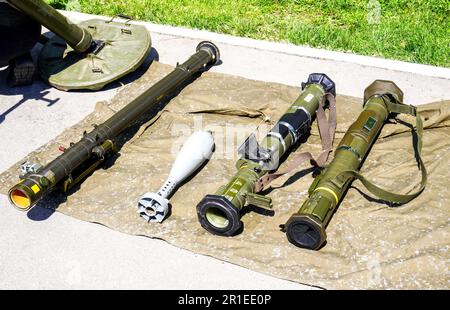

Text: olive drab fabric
xmin=1 ymin=62 xmax=448 ymax=289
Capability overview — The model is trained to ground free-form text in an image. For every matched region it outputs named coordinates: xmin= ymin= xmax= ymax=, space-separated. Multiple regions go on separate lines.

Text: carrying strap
xmin=255 ymin=93 xmax=337 ymax=192
xmin=335 ymin=102 xmax=427 ymax=204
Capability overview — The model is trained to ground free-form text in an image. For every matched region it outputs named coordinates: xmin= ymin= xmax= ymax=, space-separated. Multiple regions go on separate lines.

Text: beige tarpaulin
xmin=1 ymin=62 xmax=449 ymax=289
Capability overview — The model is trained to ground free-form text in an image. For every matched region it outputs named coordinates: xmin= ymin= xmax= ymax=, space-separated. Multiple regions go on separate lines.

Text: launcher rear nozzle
xmin=196 ymin=41 xmax=221 ymax=66
xmin=138 ymin=192 xmax=170 ymax=223
xmin=364 ymin=80 xmax=404 ymax=104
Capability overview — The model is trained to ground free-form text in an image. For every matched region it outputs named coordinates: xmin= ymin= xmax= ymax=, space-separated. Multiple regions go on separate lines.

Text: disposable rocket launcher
xmin=196 ymin=73 xmax=336 ymax=236
xmin=8 ymin=42 xmax=220 ymax=211
xmin=7 ymin=0 xmax=151 ymax=90
xmin=138 ymin=131 xmax=215 ymax=223
xmin=285 ymin=80 xmax=427 ymax=250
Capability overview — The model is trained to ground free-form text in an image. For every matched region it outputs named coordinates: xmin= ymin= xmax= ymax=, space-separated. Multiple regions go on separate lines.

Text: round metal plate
xmin=38 ymin=19 xmax=151 ymax=91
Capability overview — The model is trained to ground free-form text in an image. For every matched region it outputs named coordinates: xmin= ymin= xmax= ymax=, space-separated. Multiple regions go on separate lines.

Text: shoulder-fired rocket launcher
xmin=284 ymin=80 xmax=427 ymax=250
xmin=8 ymin=41 xmax=220 ymax=211
xmin=196 ymin=73 xmax=336 ymax=236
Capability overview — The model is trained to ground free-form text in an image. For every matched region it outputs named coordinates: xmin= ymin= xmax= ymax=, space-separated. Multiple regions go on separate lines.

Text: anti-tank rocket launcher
xmin=284 ymin=80 xmax=427 ymax=250
xmin=196 ymin=73 xmax=336 ymax=236
xmin=8 ymin=41 xmax=220 ymax=211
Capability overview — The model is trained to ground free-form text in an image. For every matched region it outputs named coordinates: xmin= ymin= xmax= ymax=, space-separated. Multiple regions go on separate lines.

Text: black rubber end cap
xmin=196 ymin=194 xmax=242 ymax=236
xmin=197 ymin=41 xmax=221 ymax=66
xmin=285 ymin=216 xmax=326 ymax=250
xmin=302 ymin=73 xmax=336 ymax=98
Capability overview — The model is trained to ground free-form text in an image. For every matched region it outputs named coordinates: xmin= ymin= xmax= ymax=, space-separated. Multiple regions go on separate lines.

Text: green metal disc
xmin=38 ymin=19 xmax=151 ymax=91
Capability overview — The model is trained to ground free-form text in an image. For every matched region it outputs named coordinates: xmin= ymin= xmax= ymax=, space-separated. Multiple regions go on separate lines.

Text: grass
xmin=47 ymin=0 xmax=449 ymax=67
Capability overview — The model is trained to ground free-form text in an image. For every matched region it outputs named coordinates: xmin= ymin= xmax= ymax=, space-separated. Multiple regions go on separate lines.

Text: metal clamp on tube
xmin=196 ymin=73 xmax=336 ymax=236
